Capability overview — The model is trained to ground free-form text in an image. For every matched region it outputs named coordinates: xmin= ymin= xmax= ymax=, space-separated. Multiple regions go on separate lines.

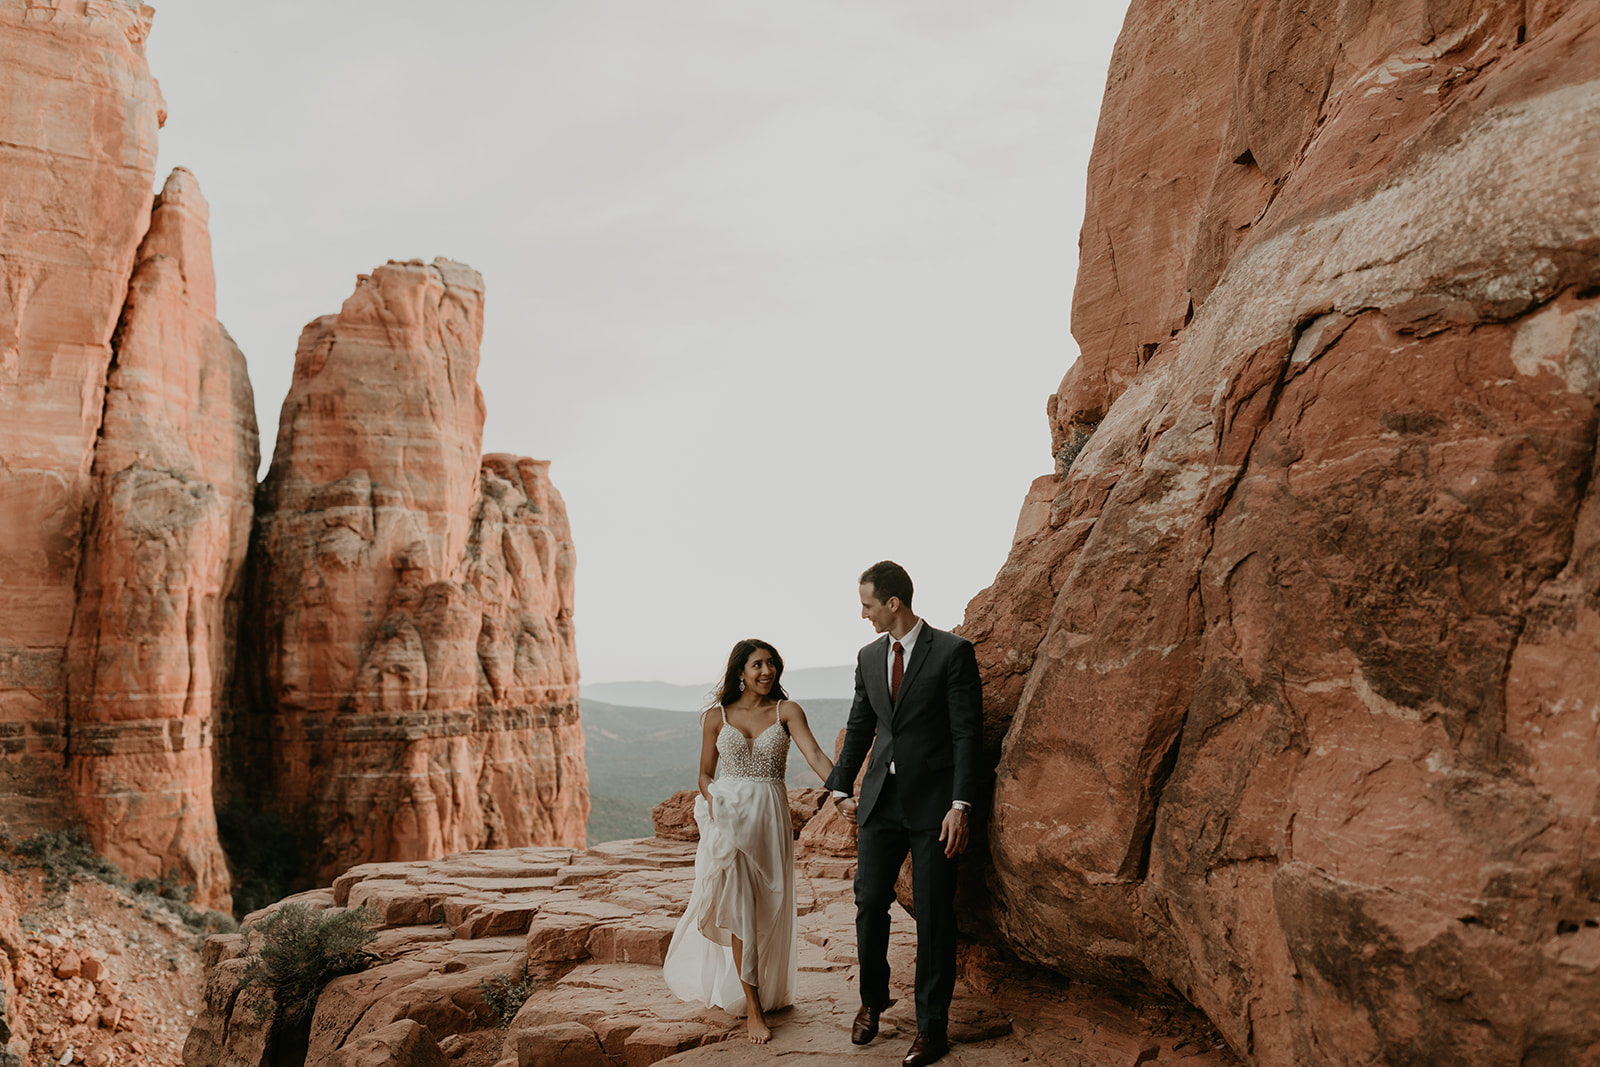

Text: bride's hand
xmin=700 ymin=790 xmax=714 ymax=819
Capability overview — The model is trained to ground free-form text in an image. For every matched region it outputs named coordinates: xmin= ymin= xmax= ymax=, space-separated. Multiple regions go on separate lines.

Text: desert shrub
xmin=1055 ymin=423 xmax=1098 ymax=477
xmin=132 ymin=867 xmax=194 ymax=902
xmin=128 ymin=866 xmax=238 ymax=940
xmin=217 ymin=798 xmax=303 ymax=919
xmin=0 ymin=826 xmax=232 ymax=936
xmin=237 ymin=903 xmax=379 ymax=1028
xmin=480 ymin=964 xmax=537 ymax=1027
xmin=2 ymin=826 xmax=124 ymax=899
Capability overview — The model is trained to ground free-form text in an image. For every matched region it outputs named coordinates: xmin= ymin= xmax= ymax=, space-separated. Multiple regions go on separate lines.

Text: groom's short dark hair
xmin=860 ymin=560 xmax=913 ymax=608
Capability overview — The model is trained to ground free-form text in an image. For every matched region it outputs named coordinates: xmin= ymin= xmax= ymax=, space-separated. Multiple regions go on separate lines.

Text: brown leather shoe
xmin=903 ymin=1030 xmax=950 ymax=1066
xmin=851 ymin=1005 xmax=881 ymax=1045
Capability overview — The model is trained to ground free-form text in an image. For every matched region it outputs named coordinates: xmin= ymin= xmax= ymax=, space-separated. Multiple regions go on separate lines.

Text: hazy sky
xmin=143 ymin=1 xmax=1129 ymax=684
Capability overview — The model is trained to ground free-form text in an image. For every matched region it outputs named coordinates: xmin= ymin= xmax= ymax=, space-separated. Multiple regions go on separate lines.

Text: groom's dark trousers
xmin=825 ymin=624 xmax=982 ymax=1036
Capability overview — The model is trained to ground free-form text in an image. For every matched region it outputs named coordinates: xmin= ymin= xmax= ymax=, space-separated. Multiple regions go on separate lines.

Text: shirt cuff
xmin=951 ymin=800 xmax=971 ymax=811
xmin=831 ymin=790 xmax=849 ymax=799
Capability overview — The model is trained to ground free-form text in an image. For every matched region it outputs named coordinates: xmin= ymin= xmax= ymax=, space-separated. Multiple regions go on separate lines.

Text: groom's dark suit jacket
xmin=825 ymin=624 xmax=983 ymax=830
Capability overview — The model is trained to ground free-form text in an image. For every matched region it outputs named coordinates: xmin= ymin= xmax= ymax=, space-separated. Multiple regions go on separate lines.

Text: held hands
xmin=839 ymin=796 xmax=968 ymax=855
xmin=939 ymin=806 xmax=970 ymax=858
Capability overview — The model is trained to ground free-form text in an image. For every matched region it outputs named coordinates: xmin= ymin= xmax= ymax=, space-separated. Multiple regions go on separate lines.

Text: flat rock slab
xmin=191 ymin=840 xmax=1240 ymax=1067
xmin=455 ymin=899 xmax=543 ymax=939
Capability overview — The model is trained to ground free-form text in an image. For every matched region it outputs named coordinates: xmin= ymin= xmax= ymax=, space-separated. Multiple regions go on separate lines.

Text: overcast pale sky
xmin=143 ymin=1 xmax=1129 ymax=684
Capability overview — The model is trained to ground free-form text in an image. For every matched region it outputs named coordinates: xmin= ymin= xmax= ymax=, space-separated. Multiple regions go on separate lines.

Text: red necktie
xmin=891 ymin=641 xmax=904 ymax=702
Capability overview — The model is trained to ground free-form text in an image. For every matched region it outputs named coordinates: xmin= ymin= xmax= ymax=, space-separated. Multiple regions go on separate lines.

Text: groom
xmin=826 ymin=561 xmax=982 ymax=1067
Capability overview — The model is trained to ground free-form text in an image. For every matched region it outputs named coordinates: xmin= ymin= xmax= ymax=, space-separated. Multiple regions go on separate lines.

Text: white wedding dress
xmin=662 ymin=706 xmax=797 ymax=1017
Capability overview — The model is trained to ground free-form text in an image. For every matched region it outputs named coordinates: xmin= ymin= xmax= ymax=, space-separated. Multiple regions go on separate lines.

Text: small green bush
xmin=1055 ymin=423 xmax=1098 ymax=477
xmin=480 ymin=964 xmax=537 ymax=1027
xmin=238 ymin=903 xmax=380 ymax=1028
xmin=133 ymin=865 xmax=195 ymax=902
xmin=132 ymin=865 xmax=238 ymax=940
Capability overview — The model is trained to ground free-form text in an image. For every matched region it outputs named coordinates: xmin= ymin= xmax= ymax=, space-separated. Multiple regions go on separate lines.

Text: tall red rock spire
xmin=67 ymin=168 xmax=259 ymax=910
xmin=0 ymin=0 xmax=165 ymax=831
xmin=244 ymin=260 xmax=586 ymax=881
xmin=0 ymin=4 xmax=586 ymax=906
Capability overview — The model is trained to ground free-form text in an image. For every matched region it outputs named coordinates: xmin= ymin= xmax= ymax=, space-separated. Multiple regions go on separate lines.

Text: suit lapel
xmin=891 ymin=625 xmax=936 ymax=719
xmin=865 ymin=635 xmax=893 ymax=717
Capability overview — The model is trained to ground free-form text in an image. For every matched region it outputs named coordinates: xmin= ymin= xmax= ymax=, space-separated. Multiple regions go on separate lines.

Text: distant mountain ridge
xmin=580 ymin=696 xmax=851 ymax=844
xmin=581 ymin=663 xmax=855 ymax=712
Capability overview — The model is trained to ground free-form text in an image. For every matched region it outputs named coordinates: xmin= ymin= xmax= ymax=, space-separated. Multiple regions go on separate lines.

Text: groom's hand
xmin=837 ymin=796 xmax=859 ymax=823
xmin=939 ymin=807 xmax=969 ymax=857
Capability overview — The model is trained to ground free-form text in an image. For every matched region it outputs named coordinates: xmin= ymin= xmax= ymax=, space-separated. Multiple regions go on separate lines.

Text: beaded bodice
xmin=716 ymin=710 xmax=790 ymax=782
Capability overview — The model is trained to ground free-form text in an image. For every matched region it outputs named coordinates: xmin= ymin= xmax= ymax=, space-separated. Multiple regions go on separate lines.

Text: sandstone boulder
xmin=795 ymin=727 xmax=861 ymax=869
xmin=786 ymin=787 xmax=827 ymax=838
xmin=326 ymin=1019 xmax=448 ymax=1067
xmin=650 ymin=791 xmax=697 ymax=842
xmin=962 ymin=1 xmax=1600 ymax=1063
xmin=507 ymin=1022 xmax=609 ymax=1067
xmin=795 ymin=795 xmax=856 ymax=860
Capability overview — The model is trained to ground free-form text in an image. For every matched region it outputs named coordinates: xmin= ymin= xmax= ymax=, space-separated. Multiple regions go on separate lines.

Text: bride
xmin=662 ymin=638 xmax=835 ymax=1043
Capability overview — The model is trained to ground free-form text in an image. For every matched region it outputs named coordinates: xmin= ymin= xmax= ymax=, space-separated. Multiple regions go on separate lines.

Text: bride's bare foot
xmin=746 ymin=1011 xmax=772 ymax=1044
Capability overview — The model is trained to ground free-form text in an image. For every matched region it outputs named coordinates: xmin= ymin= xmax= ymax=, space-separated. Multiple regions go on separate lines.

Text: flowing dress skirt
xmin=662 ymin=777 xmax=797 ymax=1016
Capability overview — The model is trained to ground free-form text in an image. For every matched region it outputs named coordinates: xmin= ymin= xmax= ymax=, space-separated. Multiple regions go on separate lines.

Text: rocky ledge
xmin=185 ymin=837 xmax=1237 ymax=1067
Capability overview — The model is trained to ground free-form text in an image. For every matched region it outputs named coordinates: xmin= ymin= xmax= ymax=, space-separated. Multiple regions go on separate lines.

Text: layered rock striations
xmin=66 ymin=168 xmax=258 ymax=909
xmin=0 ymin=6 xmax=587 ymax=907
xmin=243 ymin=260 xmax=586 ymax=883
xmin=0 ymin=2 xmax=257 ymax=909
xmin=0 ymin=0 xmax=165 ymax=829
xmin=963 ymin=2 xmax=1600 ymax=1063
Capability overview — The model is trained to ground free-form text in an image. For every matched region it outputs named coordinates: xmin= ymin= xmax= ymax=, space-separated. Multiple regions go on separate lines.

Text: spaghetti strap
xmin=720 ymin=704 xmax=728 ymax=726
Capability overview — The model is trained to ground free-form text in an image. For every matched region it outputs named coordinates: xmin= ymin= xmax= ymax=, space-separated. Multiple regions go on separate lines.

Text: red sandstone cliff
xmin=963 ymin=1 xmax=1600 ymax=1063
xmin=0 ymin=0 xmax=165 ymax=831
xmin=242 ymin=260 xmax=587 ymax=883
xmin=66 ymin=168 xmax=258 ymax=910
xmin=0 ymin=5 xmax=587 ymax=912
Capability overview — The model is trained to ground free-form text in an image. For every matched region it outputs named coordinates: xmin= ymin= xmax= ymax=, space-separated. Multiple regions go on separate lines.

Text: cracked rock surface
xmin=185 ymin=839 xmax=1235 ymax=1067
xmin=960 ymin=1 xmax=1600 ymax=1063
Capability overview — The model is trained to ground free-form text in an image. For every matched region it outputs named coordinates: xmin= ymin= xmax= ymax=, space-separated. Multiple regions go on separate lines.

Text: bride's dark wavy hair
xmin=707 ymin=638 xmax=788 ymax=710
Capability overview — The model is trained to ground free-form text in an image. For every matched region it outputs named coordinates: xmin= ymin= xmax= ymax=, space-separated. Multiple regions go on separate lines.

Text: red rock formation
xmin=0 ymin=7 xmax=586 ymax=907
xmin=649 ymin=791 xmax=697 ymax=843
xmin=962 ymin=2 xmax=1600 ymax=1063
xmin=64 ymin=168 xmax=257 ymax=910
xmin=185 ymin=842 xmax=1220 ymax=1067
xmin=244 ymin=260 xmax=586 ymax=882
xmin=0 ymin=0 xmax=165 ymax=830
